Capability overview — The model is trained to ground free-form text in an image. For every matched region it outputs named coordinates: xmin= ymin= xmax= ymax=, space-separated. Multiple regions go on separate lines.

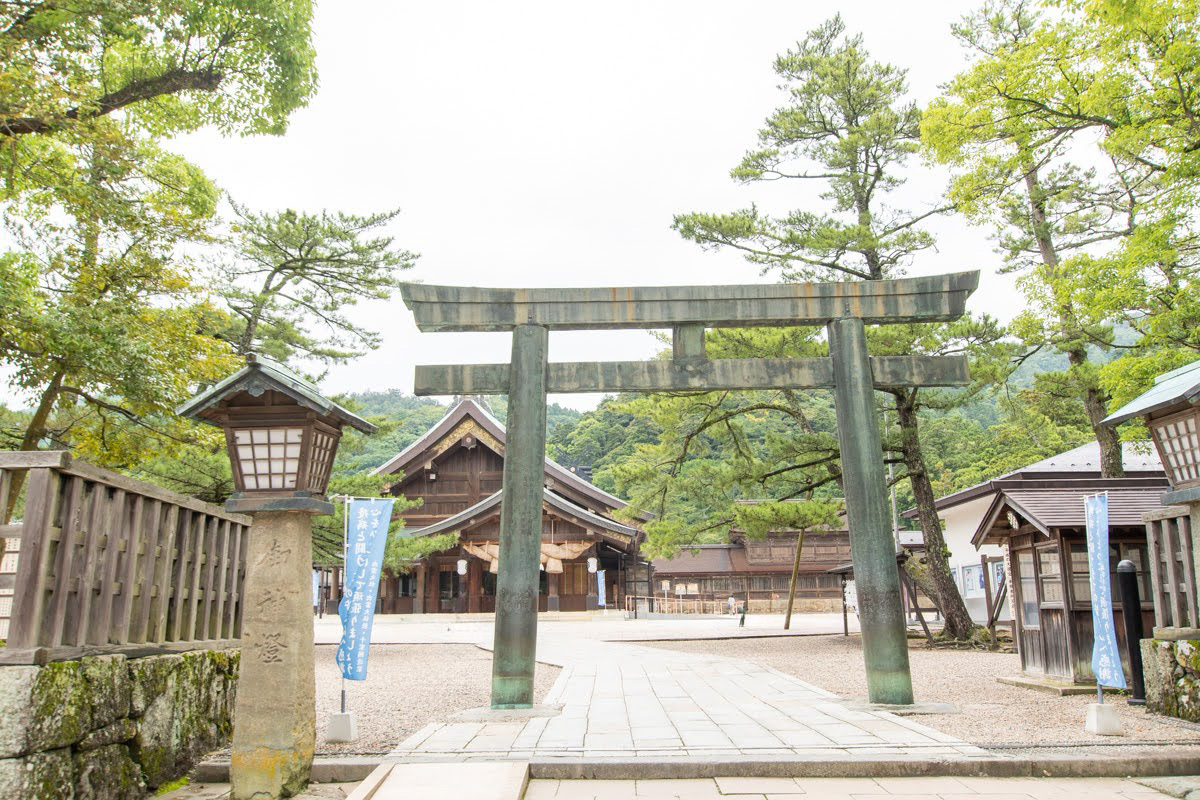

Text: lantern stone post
xmin=179 ymin=355 xmax=376 ymax=800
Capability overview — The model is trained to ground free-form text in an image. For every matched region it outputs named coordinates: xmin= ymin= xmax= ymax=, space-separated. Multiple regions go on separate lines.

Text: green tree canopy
xmin=215 ymin=204 xmax=418 ymax=368
xmin=0 ymin=0 xmax=317 ymax=140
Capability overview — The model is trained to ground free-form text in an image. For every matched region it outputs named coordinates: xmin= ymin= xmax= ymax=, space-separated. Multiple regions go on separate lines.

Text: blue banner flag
xmin=597 ymin=570 xmax=606 ymax=607
xmin=335 ymin=498 xmax=394 ymax=680
xmin=1085 ymin=493 xmax=1126 ymax=689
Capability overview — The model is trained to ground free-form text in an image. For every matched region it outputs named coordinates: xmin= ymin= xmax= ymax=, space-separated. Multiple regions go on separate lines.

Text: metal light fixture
xmin=587 ymin=557 xmax=598 ymax=573
xmin=179 ymin=354 xmax=376 ymax=513
xmin=457 ymin=558 xmax=468 ymax=576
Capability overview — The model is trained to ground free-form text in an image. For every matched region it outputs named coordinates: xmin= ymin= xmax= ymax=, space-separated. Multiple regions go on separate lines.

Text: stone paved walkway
xmin=386 ymin=639 xmax=988 ymax=763
xmin=523 ymin=776 xmax=1172 ymax=799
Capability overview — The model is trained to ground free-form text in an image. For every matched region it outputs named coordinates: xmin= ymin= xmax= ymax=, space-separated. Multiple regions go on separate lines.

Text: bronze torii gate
xmin=400 ymin=271 xmax=979 ymax=708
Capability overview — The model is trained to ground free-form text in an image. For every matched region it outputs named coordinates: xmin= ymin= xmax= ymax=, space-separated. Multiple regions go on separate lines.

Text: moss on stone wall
xmin=1142 ymin=638 xmax=1200 ymax=722
xmin=0 ymin=649 xmax=240 ymax=799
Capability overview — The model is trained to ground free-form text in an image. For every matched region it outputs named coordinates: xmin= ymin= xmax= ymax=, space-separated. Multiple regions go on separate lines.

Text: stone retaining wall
xmin=0 ymin=649 xmax=239 ymax=799
xmin=1142 ymin=637 xmax=1200 ymax=722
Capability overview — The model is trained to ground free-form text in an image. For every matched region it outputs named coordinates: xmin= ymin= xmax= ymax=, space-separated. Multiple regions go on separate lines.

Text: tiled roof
xmin=972 ymin=485 xmax=1168 ymax=546
xmin=403 ymin=487 xmax=638 ymax=540
xmin=1016 ymin=441 xmax=1162 ymax=474
xmin=904 ymin=441 xmax=1164 ymax=518
xmin=652 ymin=546 xmax=735 ymax=575
xmin=1002 ymin=487 xmax=1166 ymax=528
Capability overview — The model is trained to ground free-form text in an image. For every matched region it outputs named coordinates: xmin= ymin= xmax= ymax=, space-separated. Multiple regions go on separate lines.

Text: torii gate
xmin=400 ymin=271 xmax=979 ymax=708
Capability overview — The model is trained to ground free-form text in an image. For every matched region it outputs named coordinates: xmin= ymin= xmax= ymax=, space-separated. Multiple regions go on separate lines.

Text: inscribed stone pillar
xmin=492 ymin=324 xmax=549 ymax=708
xmin=230 ymin=511 xmax=316 ymax=800
xmin=827 ymin=317 xmax=914 ymax=705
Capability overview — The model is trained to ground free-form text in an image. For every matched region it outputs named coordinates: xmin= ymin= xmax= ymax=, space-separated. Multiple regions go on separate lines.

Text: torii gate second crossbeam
xmin=400 ymin=271 xmax=979 ymax=709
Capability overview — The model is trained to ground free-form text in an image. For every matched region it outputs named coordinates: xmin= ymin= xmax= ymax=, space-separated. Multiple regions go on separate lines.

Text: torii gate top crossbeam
xmin=400 ymin=271 xmax=979 ymax=332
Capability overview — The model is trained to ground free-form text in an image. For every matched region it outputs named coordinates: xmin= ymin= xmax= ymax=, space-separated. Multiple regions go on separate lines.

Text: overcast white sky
xmin=168 ymin=0 xmax=1019 ymax=411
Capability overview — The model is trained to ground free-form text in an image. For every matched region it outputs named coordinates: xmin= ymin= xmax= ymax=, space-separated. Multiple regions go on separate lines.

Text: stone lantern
xmin=179 ymin=354 xmax=375 ymax=800
xmin=1103 ymin=359 xmax=1200 ymax=506
xmin=1104 ymin=359 xmax=1200 ymax=719
xmin=180 ymin=354 xmax=376 ymax=513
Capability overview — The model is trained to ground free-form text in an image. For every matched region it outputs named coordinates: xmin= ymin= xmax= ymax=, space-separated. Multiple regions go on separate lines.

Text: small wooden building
xmin=366 ymin=399 xmax=651 ymax=613
xmin=972 ymin=479 xmax=1164 ymax=683
xmin=651 ymin=530 xmax=851 ymax=612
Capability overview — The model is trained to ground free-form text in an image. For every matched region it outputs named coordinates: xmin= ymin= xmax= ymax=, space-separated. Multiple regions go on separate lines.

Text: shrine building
xmin=369 ymin=399 xmax=651 ymax=613
xmin=651 ymin=528 xmax=852 ymax=613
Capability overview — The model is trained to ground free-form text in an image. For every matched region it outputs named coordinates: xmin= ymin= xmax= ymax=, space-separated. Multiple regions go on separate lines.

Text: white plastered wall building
xmin=903 ymin=441 xmax=1165 ymax=626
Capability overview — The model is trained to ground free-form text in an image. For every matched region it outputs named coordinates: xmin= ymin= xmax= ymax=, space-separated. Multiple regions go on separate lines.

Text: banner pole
xmin=341 ymin=494 xmax=349 ymax=715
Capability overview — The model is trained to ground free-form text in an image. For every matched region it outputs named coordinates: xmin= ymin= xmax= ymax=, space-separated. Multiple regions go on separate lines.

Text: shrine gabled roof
xmin=900 ymin=441 xmax=1164 ymax=519
xmin=371 ymin=398 xmax=630 ymax=512
xmin=970 ymin=483 xmax=1169 ymax=547
xmin=399 ymin=486 xmax=639 ymax=543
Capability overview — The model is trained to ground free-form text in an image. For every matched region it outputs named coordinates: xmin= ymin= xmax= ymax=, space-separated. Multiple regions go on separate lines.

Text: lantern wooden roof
xmin=178 ymin=355 xmax=376 ymax=434
xmin=1103 ymin=359 xmax=1200 ymax=427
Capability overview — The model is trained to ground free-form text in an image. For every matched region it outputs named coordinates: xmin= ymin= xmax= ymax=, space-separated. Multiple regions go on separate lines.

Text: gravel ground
xmin=313 ymin=643 xmax=561 ymax=754
xmin=643 ymin=634 xmax=1200 ymax=752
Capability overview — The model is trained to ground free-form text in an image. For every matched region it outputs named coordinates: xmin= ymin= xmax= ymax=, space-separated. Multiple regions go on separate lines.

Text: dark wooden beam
xmin=400 ymin=271 xmax=979 ymax=332
xmin=414 ymin=355 xmax=970 ymax=395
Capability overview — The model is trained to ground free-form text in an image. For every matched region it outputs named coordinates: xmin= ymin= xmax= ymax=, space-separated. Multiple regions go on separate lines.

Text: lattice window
xmin=309 ymin=429 xmax=338 ymax=492
xmin=233 ymin=428 xmax=303 ymax=490
xmin=1155 ymin=411 xmax=1200 ymax=487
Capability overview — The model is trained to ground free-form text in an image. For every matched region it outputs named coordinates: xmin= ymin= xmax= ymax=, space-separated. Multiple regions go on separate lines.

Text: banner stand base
xmin=326 ymin=712 xmax=358 ymax=743
xmin=1084 ymin=703 xmax=1124 ymax=736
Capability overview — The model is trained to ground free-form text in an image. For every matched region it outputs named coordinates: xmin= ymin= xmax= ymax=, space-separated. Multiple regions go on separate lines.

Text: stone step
xmin=348 ymin=761 xmax=529 ymax=800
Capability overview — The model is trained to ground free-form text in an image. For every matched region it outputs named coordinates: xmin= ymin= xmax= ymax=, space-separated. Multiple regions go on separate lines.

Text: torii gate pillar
xmin=829 ymin=317 xmax=913 ymax=703
xmin=492 ymin=324 xmax=549 ymax=707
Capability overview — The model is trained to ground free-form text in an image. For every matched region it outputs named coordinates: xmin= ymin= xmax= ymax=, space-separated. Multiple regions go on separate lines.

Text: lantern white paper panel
xmin=234 ymin=427 xmax=303 ymax=489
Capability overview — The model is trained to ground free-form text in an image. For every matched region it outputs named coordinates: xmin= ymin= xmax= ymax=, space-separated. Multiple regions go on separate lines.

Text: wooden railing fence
xmin=1144 ymin=505 xmax=1197 ymax=630
xmin=0 ymin=451 xmax=250 ymax=664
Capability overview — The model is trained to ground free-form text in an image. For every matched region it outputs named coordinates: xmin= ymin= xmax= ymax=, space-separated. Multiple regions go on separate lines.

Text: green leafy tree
xmin=216 ymin=204 xmax=418 ymax=368
xmin=0 ymin=125 xmax=235 ymax=521
xmin=921 ymin=0 xmax=1200 ymax=472
xmin=0 ymin=0 xmax=316 ymax=140
xmin=673 ymin=16 xmax=943 ymax=282
xmin=0 ymin=0 xmax=319 ymax=523
xmin=666 ymin=16 xmax=1004 ymax=638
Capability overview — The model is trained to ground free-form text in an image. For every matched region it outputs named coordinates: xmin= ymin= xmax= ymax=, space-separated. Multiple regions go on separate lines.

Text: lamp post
xmin=179 ymin=355 xmax=376 ymax=800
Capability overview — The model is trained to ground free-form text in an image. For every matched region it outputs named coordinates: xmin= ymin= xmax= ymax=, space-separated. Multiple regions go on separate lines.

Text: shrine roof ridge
xmin=400 ymin=271 xmax=980 ymax=332
xmin=399 ymin=486 xmax=639 ymax=540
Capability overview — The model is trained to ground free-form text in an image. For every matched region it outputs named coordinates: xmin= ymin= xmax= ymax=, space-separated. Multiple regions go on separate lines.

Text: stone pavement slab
xmin=384 ymin=639 xmax=991 ymax=766
xmin=312 ymin=612 xmax=859 ymax=647
xmin=524 ymin=776 xmax=1176 ymax=799
xmin=347 ymin=761 xmax=528 ymax=800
